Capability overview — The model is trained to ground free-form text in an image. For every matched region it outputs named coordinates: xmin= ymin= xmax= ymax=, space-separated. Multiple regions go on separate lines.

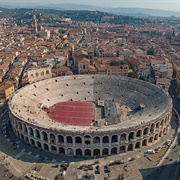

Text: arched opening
xmin=58 ymin=135 xmax=64 ymax=143
xmin=44 ymin=144 xmax=49 ymax=151
xmin=51 ymin=145 xmax=57 ymax=153
xmin=135 ymin=142 xmax=141 ymax=149
xmin=36 ymin=141 xmax=42 ymax=149
xmin=85 ymin=149 xmax=91 ymax=157
xmin=103 ymin=136 xmax=109 ymax=144
xmin=150 ymin=123 xmax=155 ymax=133
xmin=120 ymin=133 xmax=127 ymax=141
xmin=149 ymin=136 xmax=153 ymax=143
xmin=102 ymin=148 xmax=109 ymax=156
xmin=42 ymin=131 xmax=48 ymax=142
xmin=111 ymin=135 xmax=118 ymax=143
xmin=159 ymin=131 xmax=162 ymax=137
xmin=67 ymin=148 xmax=73 ymax=156
xmin=161 ymin=120 xmax=164 ymax=126
xmin=154 ymin=134 xmax=158 ymax=141
xmin=93 ymin=149 xmax=100 ymax=156
xmin=136 ymin=130 xmax=142 ymax=137
xmin=50 ymin=133 xmax=56 ymax=144
xmin=163 ymin=128 xmax=166 ymax=135
xmin=30 ymin=139 xmax=35 ymax=147
xmin=128 ymin=132 xmax=135 ymax=141
xmin=85 ymin=140 xmax=91 ymax=146
xmin=142 ymin=139 xmax=147 ymax=146
xmin=143 ymin=128 xmax=149 ymax=135
xmin=35 ymin=129 xmax=40 ymax=139
xmin=25 ymin=136 xmax=29 ymax=144
xmin=84 ymin=135 xmax=91 ymax=146
xmin=76 ymin=149 xmax=82 ymax=156
xmin=18 ymin=122 xmax=22 ymax=130
xmin=128 ymin=144 xmax=133 ymax=151
xmin=29 ymin=127 xmax=34 ymax=137
xmin=156 ymin=122 xmax=160 ymax=129
xmin=84 ymin=135 xmax=91 ymax=139
xmin=41 ymin=71 xmax=44 ymax=76
xmin=23 ymin=123 xmax=28 ymax=134
xmin=59 ymin=147 xmax=65 ymax=155
xmin=21 ymin=134 xmax=24 ymax=141
xmin=111 ymin=147 xmax=117 ymax=155
xmin=75 ymin=136 xmax=82 ymax=144
xmin=16 ymin=131 xmax=20 ymax=137
xmin=93 ymin=136 xmax=100 ymax=144
xmin=66 ymin=136 xmax=73 ymax=144
xmin=120 ymin=146 xmax=126 ymax=153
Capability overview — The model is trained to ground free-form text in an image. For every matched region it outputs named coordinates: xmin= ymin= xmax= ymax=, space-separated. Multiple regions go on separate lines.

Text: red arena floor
xmin=46 ymin=101 xmax=95 ymax=126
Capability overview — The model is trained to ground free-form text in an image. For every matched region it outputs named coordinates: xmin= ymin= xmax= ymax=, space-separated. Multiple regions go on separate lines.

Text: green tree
xmin=147 ymin=48 xmax=155 ymax=55
xmin=128 ymin=72 xmax=136 ymax=78
xmin=58 ymin=28 xmax=66 ymax=34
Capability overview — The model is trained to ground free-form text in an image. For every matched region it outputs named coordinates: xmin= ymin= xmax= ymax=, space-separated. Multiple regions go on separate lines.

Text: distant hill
xmin=34 ymin=4 xmax=180 ymax=17
xmin=0 ymin=3 xmax=180 ymax=17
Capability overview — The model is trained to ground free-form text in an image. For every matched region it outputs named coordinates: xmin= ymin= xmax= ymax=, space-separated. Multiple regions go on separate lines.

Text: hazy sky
xmin=1 ymin=0 xmax=180 ymax=11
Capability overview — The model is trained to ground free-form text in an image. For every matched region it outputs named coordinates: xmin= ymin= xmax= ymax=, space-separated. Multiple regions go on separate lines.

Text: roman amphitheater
xmin=8 ymin=75 xmax=172 ymax=157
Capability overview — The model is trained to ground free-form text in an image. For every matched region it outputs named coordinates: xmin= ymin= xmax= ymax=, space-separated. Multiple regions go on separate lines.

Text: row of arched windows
xmin=15 ymin=129 xmax=167 ymax=157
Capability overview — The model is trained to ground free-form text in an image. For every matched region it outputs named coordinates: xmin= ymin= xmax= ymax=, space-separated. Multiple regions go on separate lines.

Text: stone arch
xmin=128 ymin=132 xmax=135 ymax=141
xmin=41 ymin=71 xmax=44 ymax=76
xmin=36 ymin=141 xmax=42 ymax=149
xmin=24 ymin=136 xmax=29 ymax=144
xmin=150 ymin=123 xmax=155 ymax=133
xmin=102 ymin=148 xmax=109 ymax=156
xmin=34 ymin=129 xmax=41 ymax=139
xmin=93 ymin=149 xmax=100 ymax=156
xmin=67 ymin=148 xmax=74 ymax=156
xmin=66 ymin=136 xmax=73 ymax=144
xmin=28 ymin=127 xmax=34 ymax=137
xmin=120 ymin=146 xmax=126 ymax=153
xmin=136 ymin=130 xmax=142 ymax=137
xmin=84 ymin=135 xmax=91 ymax=146
xmin=128 ymin=144 xmax=133 ymax=151
xmin=51 ymin=145 xmax=57 ymax=153
xmin=85 ymin=149 xmax=91 ymax=157
xmin=44 ymin=143 xmax=49 ymax=151
xmin=50 ymin=133 xmax=56 ymax=144
xmin=59 ymin=147 xmax=65 ymax=155
xmin=142 ymin=139 xmax=147 ymax=146
xmin=120 ymin=133 xmax=127 ymax=141
xmin=58 ymin=135 xmax=64 ymax=143
xmin=75 ymin=136 xmax=82 ymax=144
xmin=135 ymin=142 xmax=141 ymax=149
xmin=76 ymin=149 xmax=82 ymax=156
xmin=156 ymin=122 xmax=160 ymax=129
xmin=111 ymin=147 xmax=117 ymax=155
xmin=111 ymin=135 xmax=118 ymax=143
xmin=103 ymin=136 xmax=109 ymax=143
xmin=93 ymin=136 xmax=100 ymax=144
xmin=154 ymin=134 xmax=158 ymax=141
xmin=143 ymin=127 xmax=149 ymax=135
xmin=163 ymin=128 xmax=166 ymax=135
xmin=161 ymin=119 xmax=164 ymax=126
xmin=23 ymin=123 xmax=28 ymax=134
xmin=30 ymin=139 xmax=35 ymax=147
xmin=42 ymin=131 xmax=48 ymax=142
xmin=18 ymin=121 xmax=22 ymax=130
xmin=149 ymin=136 xmax=153 ymax=143
xmin=20 ymin=134 xmax=24 ymax=141
xmin=159 ymin=131 xmax=162 ymax=137
xmin=46 ymin=70 xmax=49 ymax=74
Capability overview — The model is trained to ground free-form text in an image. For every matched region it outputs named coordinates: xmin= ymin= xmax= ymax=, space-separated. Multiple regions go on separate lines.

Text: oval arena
xmin=8 ymin=75 xmax=172 ymax=157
